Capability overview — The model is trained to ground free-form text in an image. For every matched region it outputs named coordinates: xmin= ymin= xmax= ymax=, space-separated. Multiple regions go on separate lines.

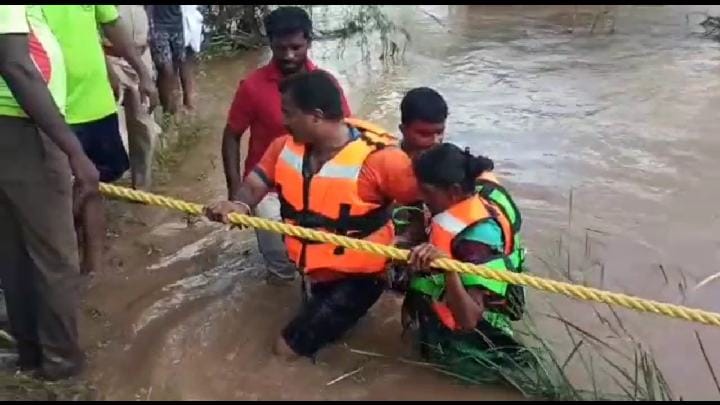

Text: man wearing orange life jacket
xmin=205 ymin=70 xmax=421 ymax=360
xmin=390 ymin=87 xmax=524 ymax=293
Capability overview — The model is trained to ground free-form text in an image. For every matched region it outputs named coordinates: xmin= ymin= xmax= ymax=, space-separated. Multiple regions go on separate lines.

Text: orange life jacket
xmin=274 ymin=118 xmax=397 ymax=275
xmin=475 ymin=170 xmax=523 ymax=235
xmin=427 ymin=194 xmax=515 ymax=330
xmin=431 ymin=195 xmax=514 ymax=258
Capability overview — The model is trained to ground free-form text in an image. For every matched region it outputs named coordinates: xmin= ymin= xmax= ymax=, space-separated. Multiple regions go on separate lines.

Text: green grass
xmin=405 ymin=265 xmax=678 ymax=401
xmin=153 ymin=114 xmax=209 ymax=185
xmin=0 ymin=372 xmax=95 ymax=401
xmin=406 ymin=185 xmax=684 ymax=400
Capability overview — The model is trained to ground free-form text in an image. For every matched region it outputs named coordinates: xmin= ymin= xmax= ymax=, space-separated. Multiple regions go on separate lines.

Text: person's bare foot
xmin=182 ymin=103 xmax=196 ymax=115
xmin=273 ymin=336 xmax=300 ymax=361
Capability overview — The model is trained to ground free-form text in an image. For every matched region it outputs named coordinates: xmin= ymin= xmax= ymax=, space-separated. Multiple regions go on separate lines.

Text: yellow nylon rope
xmin=99 ymin=183 xmax=720 ymax=328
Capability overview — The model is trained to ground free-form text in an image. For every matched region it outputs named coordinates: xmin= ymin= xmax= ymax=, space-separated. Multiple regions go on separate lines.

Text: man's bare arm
xmin=105 ymin=55 xmax=121 ymax=101
xmin=221 ymin=124 xmax=247 ymax=199
xmin=0 ymin=34 xmax=85 ymax=160
xmin=231 ymin=171 xmax=270 ymax=208
xmin=205 ymin=171 xmax=269 ymax=224
xmin=0 ymin=33 xmax=99 ymax=202
xmin=101 ymin=17 xmax=158 ymax=108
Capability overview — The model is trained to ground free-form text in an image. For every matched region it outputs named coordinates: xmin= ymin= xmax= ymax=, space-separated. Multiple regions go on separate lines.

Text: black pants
xmin=71 ymin=113 xmax=129 ymax=183
xmin=282 ymin=275 xmax=385 ymax=358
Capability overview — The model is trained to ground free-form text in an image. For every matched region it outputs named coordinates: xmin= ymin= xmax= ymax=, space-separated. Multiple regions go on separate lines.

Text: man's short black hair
xmin=264 ymin=6 xmax=313 ymax=41
xmin=279 ymin=70 xmax=344 ymax=120
xmin=400 ymin=87 xmax=448 ymax=125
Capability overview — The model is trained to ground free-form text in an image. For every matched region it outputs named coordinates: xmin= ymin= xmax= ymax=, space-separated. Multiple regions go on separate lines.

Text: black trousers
xmin=71 ymin=113 xmax=129 ymax=183
xmin=282 ymin=275 xmax=385 ymax=358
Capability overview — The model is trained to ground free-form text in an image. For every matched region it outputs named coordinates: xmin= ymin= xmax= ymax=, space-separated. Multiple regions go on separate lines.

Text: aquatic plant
xmin=402 ymin=262 xmax=676 ymax=400
xmin=486 ymin=189 xmax=676 ymax=400
xmin=200 ymin=5 xmax=409 ymax=62
xmin=377 ymin=187 xmax=698 ymax=400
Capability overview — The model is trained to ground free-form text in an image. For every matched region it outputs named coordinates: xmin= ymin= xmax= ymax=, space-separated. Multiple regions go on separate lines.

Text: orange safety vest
xmin=430 ymin=195 xmax=514 ymax=258
xmin=274 ymin=118 xmax=397 ymax=275
xmin=426 ymin=194 xmax=515 ymax=330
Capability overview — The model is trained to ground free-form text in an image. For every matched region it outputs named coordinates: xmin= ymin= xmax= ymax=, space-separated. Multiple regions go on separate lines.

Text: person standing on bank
xmin=146 ymin=5 xmax=202 ymax=115
xmin=0 ymin=5 xmax=99 ymax=380
xmin=105 ymin=4 xmax=163 ymax=190
xmin=221 ymin=6 xmax=352 ymax=285
xmin=42 ymin=5 xmax=158 ymax=183
xmin=42 ymin=5 xmax=159 ymax=275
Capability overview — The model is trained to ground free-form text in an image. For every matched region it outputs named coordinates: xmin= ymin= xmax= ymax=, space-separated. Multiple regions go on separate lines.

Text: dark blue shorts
xmin=70 ymin=113 xmax=129 ymax=183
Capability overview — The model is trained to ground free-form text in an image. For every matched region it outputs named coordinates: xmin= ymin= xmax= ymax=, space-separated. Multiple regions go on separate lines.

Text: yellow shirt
xmin=0 ymin=5 xmax=67 ymax=117
xmin=42 ymin=5 xmax=119 ymax=124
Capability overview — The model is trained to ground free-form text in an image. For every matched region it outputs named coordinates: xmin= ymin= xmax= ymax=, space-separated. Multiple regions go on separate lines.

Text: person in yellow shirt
xmin=42 ymin=5 xmax=158 ymax=183
xmin=42 ymin=5 xmax=159 ymax=275
xmin=0 ymin=5 xmax=99 ymax=381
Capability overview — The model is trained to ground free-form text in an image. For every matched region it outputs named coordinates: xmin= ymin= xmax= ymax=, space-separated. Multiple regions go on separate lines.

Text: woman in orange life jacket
xmin=204 ymin=70 xmax=421 ymax=360
xmin=402 ymin=142 xmax=531 ymax=382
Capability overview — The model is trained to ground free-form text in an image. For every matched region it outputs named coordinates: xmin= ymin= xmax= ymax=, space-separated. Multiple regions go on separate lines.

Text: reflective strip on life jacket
xmin=278 ymin=146 xmax=363 ymax=181
xmin=432 ymin=195 xmax=514 ymax=257
xmin=278 ymin=146 xmax=303 ymax=173
xmin=317 ymin=162 xmax=362 ymax=180
xmin=274 ymin=121 xmax=396 ymax=275
xmin=432 ymin=211 xmax=469 ymax=238
xmin=411 ymin=194 xmax=517 ymax=331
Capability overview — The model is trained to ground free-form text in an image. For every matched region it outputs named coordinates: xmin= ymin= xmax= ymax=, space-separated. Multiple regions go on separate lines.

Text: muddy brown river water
xmin=81 ymin=5 xmax=720 ymax=400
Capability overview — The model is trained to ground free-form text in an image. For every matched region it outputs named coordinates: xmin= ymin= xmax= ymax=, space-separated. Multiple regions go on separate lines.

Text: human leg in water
xmin=278 ymin=275 xmax=385 ymax=360
xmin=253 ymin=192 xmax=297 ymax=284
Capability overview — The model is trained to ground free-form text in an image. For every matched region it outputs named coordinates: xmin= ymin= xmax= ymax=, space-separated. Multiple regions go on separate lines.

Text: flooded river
xmin=82 ymin=5 xmax=720 ymax=400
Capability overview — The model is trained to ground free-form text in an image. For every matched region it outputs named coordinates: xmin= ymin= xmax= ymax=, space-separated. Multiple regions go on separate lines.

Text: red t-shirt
xmin=226 ymin=59 xmax=352 ymax=176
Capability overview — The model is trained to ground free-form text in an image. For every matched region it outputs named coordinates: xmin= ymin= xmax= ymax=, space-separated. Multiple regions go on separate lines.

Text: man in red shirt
xmin=221 ymin=6 xmax=351 ymax=284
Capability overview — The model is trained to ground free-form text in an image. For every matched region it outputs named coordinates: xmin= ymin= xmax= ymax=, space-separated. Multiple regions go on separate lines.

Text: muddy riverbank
xmin=3 ymin=4 xmax=720 ymax=400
